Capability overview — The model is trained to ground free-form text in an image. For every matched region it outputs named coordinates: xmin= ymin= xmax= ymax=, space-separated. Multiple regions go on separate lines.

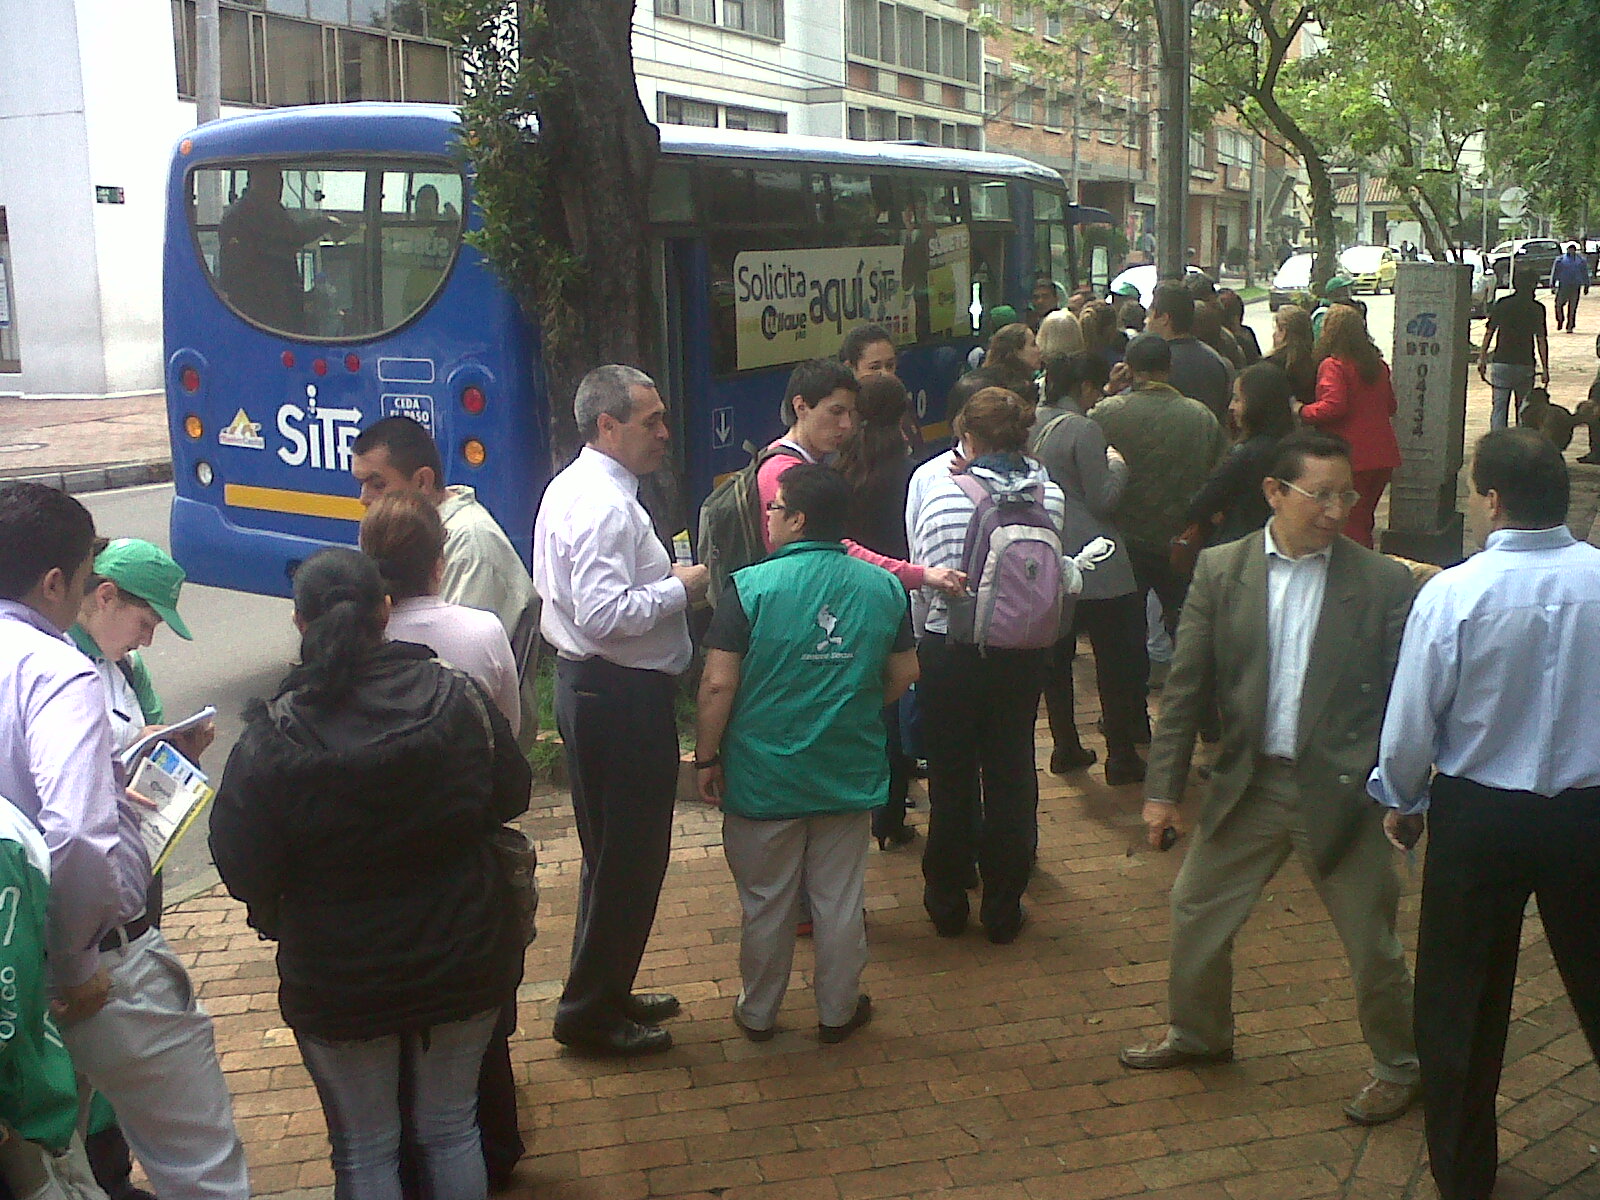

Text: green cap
xmin=1112 ymin=281 xmax=1141 ymax=298
xmin=1325 ymin=275 xmax=1355 ymax=292
xmin=93 ymin=539 xmax=193 ymax=641
xmin=987 ymin=304 xmax=1018 ymax=325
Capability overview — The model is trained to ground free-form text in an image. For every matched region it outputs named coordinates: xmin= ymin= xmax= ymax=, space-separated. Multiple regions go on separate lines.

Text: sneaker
xmin=1343 ymin=1078 xmax=1420 ymax=1126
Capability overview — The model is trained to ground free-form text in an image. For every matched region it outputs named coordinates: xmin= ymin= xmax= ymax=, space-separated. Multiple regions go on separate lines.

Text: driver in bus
xmin=217 ymin=167 xmax=337 ymax=335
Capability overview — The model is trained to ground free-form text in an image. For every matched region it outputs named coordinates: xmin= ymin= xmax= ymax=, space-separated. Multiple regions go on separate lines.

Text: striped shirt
xmin=905 ymin=459 xmax=1067 ymax=636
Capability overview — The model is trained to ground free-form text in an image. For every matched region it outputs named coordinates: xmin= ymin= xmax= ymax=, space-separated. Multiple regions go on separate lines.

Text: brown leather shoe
xmin=1118 ymin=1038 xmax=1234 ymax=1070
xmin=1343 ymin=1077 xmax=1420 ymax=1126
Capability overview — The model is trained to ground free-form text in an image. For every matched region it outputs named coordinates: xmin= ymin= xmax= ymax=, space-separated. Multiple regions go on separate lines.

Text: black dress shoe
xmin=1105 ymin=751 xmax=1147 ymax=787
xmin=732 ymin=1002 xmax=775 ymax=1043
xmin=623 ymin=992 xmax=681 ymax=1025
xmin=552 ymin=1018 xmax=673 ymax=1057
xmin=818 ymin=994 xmax=873 ymax=1044
xmin=985 ymin=904 xmax=1027 ymax=945
xmin=875 ymin=823 xmax=917 ymax=851
xmin=1050 ymin=745 xmax=1098 ymax=774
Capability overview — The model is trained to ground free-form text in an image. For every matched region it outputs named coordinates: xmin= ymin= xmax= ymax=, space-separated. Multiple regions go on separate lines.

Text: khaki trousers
xmin=1165 ymin=758 xmax=1419 ymax=1084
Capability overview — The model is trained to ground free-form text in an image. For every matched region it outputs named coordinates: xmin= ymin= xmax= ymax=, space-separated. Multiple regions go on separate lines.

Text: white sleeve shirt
xmin=532 ymin=446 xmax=692 ymax=674
xmin=1262 ymin=521 xmax=1331 ymax=759
xmin=1368 ymin=525 xmax=1600 ymax=813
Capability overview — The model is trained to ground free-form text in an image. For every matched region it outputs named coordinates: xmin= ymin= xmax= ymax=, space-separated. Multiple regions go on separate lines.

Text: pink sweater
xmin=758 ymin=441 xmax=927 ymax=590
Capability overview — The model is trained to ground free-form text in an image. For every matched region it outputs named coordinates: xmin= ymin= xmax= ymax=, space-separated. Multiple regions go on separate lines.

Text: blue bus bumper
xmin=171 ymin=495 xmax=354 ymax=598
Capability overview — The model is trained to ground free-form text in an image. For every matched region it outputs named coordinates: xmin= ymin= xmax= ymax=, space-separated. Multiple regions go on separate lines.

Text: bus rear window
xmin=188 ymin=160 xmax=465 ymax=340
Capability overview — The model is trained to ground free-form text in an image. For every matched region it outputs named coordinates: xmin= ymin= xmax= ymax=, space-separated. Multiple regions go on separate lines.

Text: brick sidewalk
xmin=163 ymin=672 xmax=1600 ymax=1200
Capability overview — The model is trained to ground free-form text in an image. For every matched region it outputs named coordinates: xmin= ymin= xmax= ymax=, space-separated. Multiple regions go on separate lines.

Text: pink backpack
xmin=946 ymin=473 xmax=1065 ymax=652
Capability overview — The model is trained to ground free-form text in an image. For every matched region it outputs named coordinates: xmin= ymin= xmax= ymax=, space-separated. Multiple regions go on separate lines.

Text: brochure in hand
xmin=118 ymin=706 xmax=217 ymax=772
xmin=127 ymin=741 xmax=215 ymax=873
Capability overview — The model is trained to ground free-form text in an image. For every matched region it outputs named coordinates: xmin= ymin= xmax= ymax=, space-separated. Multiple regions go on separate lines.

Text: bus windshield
xmin=187 ymin=159 xmax=465 ymax=340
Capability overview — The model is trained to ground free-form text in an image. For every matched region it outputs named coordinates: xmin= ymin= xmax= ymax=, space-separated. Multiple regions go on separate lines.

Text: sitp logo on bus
xmin=277 ymin=387 xmax=363 ymax=472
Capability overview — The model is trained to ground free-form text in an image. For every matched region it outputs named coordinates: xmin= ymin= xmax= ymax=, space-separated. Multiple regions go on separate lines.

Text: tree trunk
xmin=1257 ymin=91 xmax=1338 ymax=287
xmin=523 ymin=0 xmax=660 ymax=460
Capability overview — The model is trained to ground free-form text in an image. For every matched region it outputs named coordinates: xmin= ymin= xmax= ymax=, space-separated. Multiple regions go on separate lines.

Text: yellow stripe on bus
xmin=224 ymin=484 xmax=365 ymax=522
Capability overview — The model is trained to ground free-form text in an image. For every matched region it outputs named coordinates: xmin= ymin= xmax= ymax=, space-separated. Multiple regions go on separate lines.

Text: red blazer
xmin=1302 ymin=356 xmax=1402 ymax=473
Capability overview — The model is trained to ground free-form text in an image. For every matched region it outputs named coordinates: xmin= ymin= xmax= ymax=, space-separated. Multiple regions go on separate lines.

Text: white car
xmin=1269 ymin=253 xmax=1313 ymax=311
xmin=1106 ymin=263 xmax=1207 ymax=308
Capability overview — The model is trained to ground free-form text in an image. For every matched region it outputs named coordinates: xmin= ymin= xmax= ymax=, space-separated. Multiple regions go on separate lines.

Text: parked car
xmin=1338 ymin=245 xmax=1398 ymax=294
xmin=1105 ymin=263 xmax=1207 ymax=308
xmin=1269 ymin=252 xmax=1314 ymax=311
xmin=1462 ymin=248 xmax=1497 ymax=318
xmin=1487 ymin=238 xmax=1562 ymax=289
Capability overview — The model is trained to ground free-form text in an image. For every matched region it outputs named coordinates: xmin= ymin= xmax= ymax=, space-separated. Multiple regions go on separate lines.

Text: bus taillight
xmin=281 ymin=350 xmax=296 ymax=368
xmin=312 ymin=358 xmax=328 ymax=376
xmin=463 ymin=439 xmax=487 ymax=467
xmin=461 ymin=386 xmax=486 ymax=415
xmin=345 ymin=354 xmax=361 ymax=372
xmin=184 ymin=415 xmax=204 ymax=440
xmin=180 ymin=366 xmax=200 ymax=393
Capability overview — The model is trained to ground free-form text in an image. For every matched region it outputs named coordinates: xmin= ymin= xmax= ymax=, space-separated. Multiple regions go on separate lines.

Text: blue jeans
xmin=1487 ymin=362 xmax=1535 ymax=431
xmin=296 ymin=1009 xmax=498 ymax=1200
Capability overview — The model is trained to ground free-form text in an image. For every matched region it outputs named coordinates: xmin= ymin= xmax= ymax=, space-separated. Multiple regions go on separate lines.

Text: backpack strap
xmin=1029 ymin=411 xmax=1073 ymax=455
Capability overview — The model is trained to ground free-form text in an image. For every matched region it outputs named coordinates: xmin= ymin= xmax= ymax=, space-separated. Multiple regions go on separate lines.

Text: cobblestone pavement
xmin=119 ymin=301 xmax=1600 ymax=1197
xmin=168 ymin=683 xmax=1600 ymax=1200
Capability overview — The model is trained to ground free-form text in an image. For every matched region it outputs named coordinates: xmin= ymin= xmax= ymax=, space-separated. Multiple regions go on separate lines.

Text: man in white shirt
xmin=533 ymin=366 xmax=709 ymax=1057
xmin=1117 ymin=431 xmax=1422 ymax=1127
xmin=1369 ymin=429 xmax=1600 ymax=1200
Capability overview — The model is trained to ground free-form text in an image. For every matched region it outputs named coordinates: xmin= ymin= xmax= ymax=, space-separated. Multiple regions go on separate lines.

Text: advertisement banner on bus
xmin=926 ymin=225 xmax=973 ymax=339
xmin=734 ymin=245 xmax=911 ymax=371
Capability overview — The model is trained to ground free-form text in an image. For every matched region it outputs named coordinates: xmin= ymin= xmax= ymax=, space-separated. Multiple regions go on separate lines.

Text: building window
xmin=725 ymin=105 xmax=786 ymax=133
xmin=1044 ymin=93 xmax=1063 ymax=130
xmin=656 ymin=0 xmax=715 ymax=22
xmin=960 ymin=124 xmax=981 ymax=150
xmin=722 ymin=0 xmax=783 ymax=39
xmin=660 ymin=95 xmax=786 ymax=133
xmin=897 ymin=7 xmax=924 ymax=72
xmin=847 ymin=107 xmax=867 ymax=139
xmin=173 ymin=0 xmax=455 ymax=105
xmin=1045 ymin=9 xmax=1062 ymax=38
xmin=1013 ymin=81 xmax=1034 ymax=125
xmin=878 ymin=2 xmax=897 ymax=64
xmin=848 ymin=0 xmax=878 ymax=57
xmin=660 ymin=95 xmax=718 ymax=128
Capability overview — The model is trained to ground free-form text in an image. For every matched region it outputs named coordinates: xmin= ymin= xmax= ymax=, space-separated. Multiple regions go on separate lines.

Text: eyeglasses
xmin=765 ymin=501 xmax=791 ymax=514
xmin=1277 ymin=479 xmax=1360 ymax=511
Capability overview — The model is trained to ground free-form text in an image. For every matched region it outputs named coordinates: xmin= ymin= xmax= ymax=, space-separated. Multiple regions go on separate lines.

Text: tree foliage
xmin=427 ymin=0 xmax=664 ymax=474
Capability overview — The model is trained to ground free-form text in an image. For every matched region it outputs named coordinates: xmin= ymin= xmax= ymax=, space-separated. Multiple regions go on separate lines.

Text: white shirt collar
xmin=1264 ymin=521 xmax=1333 ymax=564
xmin=579 ymin=445 xmax=641 ymax=497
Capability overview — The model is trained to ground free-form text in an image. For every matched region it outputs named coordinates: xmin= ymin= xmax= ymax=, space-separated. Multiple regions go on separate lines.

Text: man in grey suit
xmin=1118 ymin=430 xmax=1421 ymax=1127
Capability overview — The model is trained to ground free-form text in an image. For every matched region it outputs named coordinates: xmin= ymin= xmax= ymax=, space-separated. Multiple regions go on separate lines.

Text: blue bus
xmin=165 ymin=102 xmax=1107 ymax=596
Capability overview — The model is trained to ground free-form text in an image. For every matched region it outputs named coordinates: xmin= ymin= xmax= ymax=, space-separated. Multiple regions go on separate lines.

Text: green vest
xmin=722 ymin=541 xmax=908 ymax=820
xmin=67 ymin=625 xmax=164 ymax=724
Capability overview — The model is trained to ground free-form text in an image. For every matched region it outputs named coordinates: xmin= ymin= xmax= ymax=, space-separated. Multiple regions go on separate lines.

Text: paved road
xmin=80 ymin=483 xmax=295 ymax=897
xmin=1243 ymin=289 xmax=1398 ymax=356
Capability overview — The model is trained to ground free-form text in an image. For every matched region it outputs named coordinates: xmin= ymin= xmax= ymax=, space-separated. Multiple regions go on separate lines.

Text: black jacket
xmin=1186 ymin=433 xmax=1282 ymax=546
xmin=210 ymin=642 xmax=531 ymax=1040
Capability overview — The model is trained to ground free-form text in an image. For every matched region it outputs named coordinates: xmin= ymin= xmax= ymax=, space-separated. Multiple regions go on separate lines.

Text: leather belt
xmin=98 ymin=914 xmax=152 ymax=953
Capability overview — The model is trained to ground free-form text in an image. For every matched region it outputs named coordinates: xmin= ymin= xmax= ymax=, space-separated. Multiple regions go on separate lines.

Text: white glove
xmin=1061 ymin=536 xmax=1117 ymax=596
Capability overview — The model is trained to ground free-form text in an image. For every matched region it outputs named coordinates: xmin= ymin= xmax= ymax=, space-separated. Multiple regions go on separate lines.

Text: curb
xmin=0 ymin=457 xmax=174 ymax=495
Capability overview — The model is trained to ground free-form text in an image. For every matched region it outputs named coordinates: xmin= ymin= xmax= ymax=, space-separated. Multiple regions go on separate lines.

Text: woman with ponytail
xmin=210 ymin=547 xmax=531 ymax=1200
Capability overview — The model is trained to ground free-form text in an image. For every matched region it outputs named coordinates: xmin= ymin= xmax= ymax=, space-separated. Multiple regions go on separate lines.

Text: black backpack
xmin=696 ymin=443 xmax=790 ymax=604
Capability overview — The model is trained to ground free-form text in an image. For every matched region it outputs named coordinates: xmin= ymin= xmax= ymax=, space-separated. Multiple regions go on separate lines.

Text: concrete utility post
xmin=1381 ymin=261 xmax=1473 ymax=565
xmin=196 ymin=0 xmax=221 ymax=124
xmin=1155 ymin=0 xmax=1190 ymax=280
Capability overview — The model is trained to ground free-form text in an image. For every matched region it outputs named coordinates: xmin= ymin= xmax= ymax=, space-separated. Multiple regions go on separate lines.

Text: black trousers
xmin=871 ymin=701 xmax=915 ymax=840
xmin=918 ymin=636 xmax=1045 ymax=936
xmin=554 ymin=656 xmax=680 ymax=1034
xmin=1043 ymin=592 xmax=1150 ymax=757
xmin=1417 ymin=775 xmax=1600 ymax=1200
xmin=1127 ymin=544 xmax=1189 ymax=644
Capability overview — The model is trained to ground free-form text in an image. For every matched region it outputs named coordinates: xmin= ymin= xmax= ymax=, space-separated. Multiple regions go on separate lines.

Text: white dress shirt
xmin=532 ymin=446 xmax=691 ymax=674
xmin=386 ymin=595 xmax=521 ymax=735
xmin=1368 ymin=525 xmax=1600 ymax=813
xmin=1262 ymin=521 xmax=1331 ymax=759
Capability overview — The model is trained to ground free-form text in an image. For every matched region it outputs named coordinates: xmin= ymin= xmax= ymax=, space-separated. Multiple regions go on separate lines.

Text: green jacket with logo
xmin=711 ymin=541 xmax=910 ymax=820
xmin=0 ymin=801 xmax=82 ymax=1152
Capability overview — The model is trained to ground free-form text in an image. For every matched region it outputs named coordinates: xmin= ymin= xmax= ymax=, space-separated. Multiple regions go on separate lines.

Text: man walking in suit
xmin=1118 ymin=430 xmax=1422 ymax=1126
xmin=1370 ymin=430 xmax=1600 ymax=1200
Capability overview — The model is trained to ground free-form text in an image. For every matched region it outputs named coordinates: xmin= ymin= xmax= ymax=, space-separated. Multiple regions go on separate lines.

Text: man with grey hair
xmin=532 ymin=365 xmax=709 ymax=1057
